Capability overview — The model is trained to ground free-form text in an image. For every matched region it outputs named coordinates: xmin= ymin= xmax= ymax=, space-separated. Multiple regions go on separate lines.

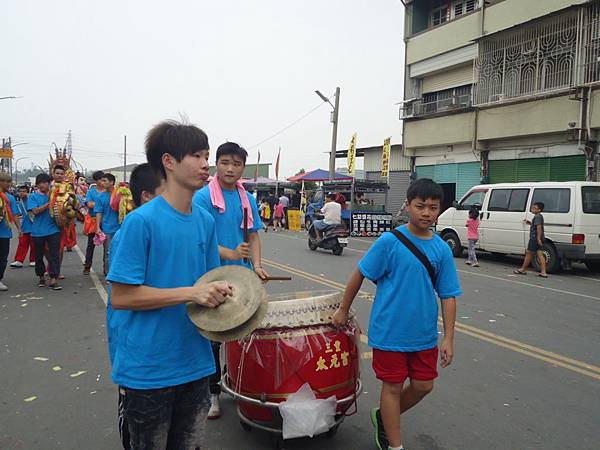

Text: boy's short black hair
xmin=129 ymin=163 xmax=161 ymax=207
xmin=407 ymin=178 xmax=444 ymax=203
xmin=216 ymin=142 xmax=248 ymax=165
xmin=92 ymin=170 xmax=104 ymax=181
xmin=36 ymin=173 xmax=51 ymax=185
xmin=145 ymin=120 xmax=210 ymax=179
xmin=533 ymin=201 xmax=545 ymax=211
xmin=325 ymin=192 xmax=335 ymax=200
xmin=18 ymin=185 xmax=30 ymax=192
xmin=53 ymin=165 xmax=65 ymax=173
xmin=102 ymin=173 xmax=116 ymax=184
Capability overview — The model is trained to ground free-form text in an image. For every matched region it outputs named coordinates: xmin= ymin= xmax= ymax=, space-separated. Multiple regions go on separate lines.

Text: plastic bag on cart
xmin=278 ymin=382 xmax=336 ymax=439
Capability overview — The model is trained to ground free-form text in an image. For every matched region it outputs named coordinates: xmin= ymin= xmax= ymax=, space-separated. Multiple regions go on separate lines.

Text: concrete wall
xmin=477 ymin=95 xmax=579 ymax=141
xmin=404 ymin=112 xmax=475 ymax=149
xmin=363 ymin=146 xmax=411 ymax=172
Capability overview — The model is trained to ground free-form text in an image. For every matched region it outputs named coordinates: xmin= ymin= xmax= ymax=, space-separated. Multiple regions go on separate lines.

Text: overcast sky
xmin=2 ymin=0 xmax=405 ymax=178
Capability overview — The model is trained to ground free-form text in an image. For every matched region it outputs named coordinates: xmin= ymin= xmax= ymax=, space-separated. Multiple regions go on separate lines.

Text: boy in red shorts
xmin=333 ymin=178 xmax=461 ymax=450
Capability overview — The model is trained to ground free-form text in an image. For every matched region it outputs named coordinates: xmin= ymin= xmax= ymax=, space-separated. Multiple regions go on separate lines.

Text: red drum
xmin=225 ymin=292 xmax=360 ymax=425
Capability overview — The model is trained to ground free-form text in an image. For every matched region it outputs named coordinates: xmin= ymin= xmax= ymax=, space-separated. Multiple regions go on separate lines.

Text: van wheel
xmin=442 ymin=232 xmax=462 ymax=257
xmin=585 ymin=262 xmax=600 ymax=273
xmin=533 ymin=242 xmax=560 ymax=274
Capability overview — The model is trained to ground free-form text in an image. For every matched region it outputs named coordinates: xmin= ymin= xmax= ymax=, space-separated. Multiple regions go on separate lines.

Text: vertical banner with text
xmin=381 ymin=137 xmax=391 ymax=178
xmin=347 ymin=133 xmax=357 ymax=176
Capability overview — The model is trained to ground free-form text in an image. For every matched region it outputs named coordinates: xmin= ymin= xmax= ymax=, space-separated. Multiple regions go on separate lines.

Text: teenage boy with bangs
xmin=333 ymin=178 xmax=461 ymax=450
xmin=0 ymin=172 xmax=20 ymax=291
xmin=193 ymin=141 xmax=267 ymax=419
xmin=106 ymin=163 xmax=164 ymax=450
xmin=108 ymin=121 xmax=233 ymax=450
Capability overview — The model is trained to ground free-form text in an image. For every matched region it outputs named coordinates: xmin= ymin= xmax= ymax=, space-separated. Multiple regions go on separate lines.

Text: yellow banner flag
xmin=381 ymin=137 xmax=391 ymax=178
xmin=347 ymin=133 xmax=357 ymax=175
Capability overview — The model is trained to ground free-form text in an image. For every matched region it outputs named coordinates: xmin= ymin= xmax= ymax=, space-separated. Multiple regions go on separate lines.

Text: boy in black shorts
xmin=514 ymin=201 xmax=547 ymax=278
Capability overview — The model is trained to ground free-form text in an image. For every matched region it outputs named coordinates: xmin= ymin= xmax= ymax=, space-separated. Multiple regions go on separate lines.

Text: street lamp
xmin=315 ymin=87 xmax=340 ymax=180
xmin=14 ymin=157 xmax=29 ymax=185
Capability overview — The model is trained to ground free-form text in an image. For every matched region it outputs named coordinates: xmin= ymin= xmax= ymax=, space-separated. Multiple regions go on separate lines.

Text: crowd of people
xmin=0 ymin=120 xmax=466 ymax=450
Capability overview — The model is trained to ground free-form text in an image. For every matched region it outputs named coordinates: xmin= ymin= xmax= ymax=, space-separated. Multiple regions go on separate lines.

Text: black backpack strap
xmin=391 ymin=229 xmax=437 ymax=287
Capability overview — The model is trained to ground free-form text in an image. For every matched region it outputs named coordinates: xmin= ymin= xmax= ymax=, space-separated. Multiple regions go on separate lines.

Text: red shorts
xmin=372 ymin=347 xmax=439 ymax=384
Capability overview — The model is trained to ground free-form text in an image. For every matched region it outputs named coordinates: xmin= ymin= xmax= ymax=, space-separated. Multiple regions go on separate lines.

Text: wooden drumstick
xmin=243 ymin=207 xmax=249 ymax=264
xmin=262 ymin=276 xmax=292 ymax=281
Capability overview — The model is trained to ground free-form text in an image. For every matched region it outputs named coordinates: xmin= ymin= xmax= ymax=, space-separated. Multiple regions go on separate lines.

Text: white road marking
xmin=269 ymin=231 xmax=600 ymax=301
xmin=74 ymin=245 xmax=108 ymax=305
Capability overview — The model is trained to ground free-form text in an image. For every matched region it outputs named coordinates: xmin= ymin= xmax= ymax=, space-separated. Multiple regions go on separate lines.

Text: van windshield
xmin=582 ymin=187 xmax=600 ymax=214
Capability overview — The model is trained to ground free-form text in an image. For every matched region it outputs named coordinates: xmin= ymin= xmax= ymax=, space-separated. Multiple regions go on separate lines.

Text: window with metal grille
xmin=453 ymin=0 xmax=478 ymax=18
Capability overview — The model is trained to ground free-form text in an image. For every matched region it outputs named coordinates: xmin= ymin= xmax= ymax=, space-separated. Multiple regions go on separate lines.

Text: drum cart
xmin=222 ymin=374 xmax=361 ymax=450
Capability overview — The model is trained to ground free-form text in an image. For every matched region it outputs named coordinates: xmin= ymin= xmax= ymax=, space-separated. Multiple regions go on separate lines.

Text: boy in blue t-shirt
xmin=27 ymin=173 xmax=62 ymax=290
xmin=83 ymin=170 xmax=105 ymax=274
xmin=94 ymin=172 xmax=120 ymax=276
xmin=11 ymin=185 xmax=36 ymax=268
xmin=333 ymin=178 xmax=462 ymax=450
xmin=107 ymin=120 xmax=232 ymax=449
xmin=106 ymin=163 xmax=164 ymax=450
xmin=0 ymin=172 xmax=21 ymax=291
xmin=193 ymin=142 xmax=267 ymax=419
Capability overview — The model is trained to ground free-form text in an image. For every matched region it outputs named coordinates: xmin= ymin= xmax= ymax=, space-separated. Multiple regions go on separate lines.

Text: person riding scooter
xmin=313 ymin=192 xmax=342 ymax=240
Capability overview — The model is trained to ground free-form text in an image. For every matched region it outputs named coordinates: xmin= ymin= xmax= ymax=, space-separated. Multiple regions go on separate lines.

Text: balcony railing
xmin=400 ymin=93 xmax=472 ymax=119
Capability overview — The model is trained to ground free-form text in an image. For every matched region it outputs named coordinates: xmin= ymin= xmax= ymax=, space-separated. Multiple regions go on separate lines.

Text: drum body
xmin=225 ymin=292 xmax=360 ymax=425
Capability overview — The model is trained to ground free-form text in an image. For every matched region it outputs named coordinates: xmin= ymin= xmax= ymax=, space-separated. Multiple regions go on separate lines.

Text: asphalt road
xmin=1 ymin=228 xmax=599 ymax=450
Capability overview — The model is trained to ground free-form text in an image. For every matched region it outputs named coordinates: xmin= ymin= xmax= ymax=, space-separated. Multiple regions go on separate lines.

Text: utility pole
xmin=123 ymin=135 xmax=127 ymax=183
xmin=329 ymin=87 xmax=340 ymax=181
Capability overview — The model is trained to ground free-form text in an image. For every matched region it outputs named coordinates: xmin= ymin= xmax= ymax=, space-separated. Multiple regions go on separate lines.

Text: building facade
xmin=401 ymin=0 xmax=600 ymax=204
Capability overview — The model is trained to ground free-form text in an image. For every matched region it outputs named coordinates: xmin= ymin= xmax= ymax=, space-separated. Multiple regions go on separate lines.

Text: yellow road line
xmin=263 ymin=258 xmax=600 ymax=380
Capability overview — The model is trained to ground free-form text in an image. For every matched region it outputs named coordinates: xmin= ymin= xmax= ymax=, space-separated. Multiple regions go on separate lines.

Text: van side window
xmin=488 ymin=189 xmax=529 ymax=212
xmin=459 ymin=190 xmax=487 ymax=209
xmin=582 ymin=186 xmax=600 ymax=214
xmin=532 ymin=188 xmax=571 ymax=213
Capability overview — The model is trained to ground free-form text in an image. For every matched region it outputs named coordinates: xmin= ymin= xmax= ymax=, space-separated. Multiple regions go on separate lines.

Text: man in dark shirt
xmin=514 ymin=201 xmax=547 ymax=278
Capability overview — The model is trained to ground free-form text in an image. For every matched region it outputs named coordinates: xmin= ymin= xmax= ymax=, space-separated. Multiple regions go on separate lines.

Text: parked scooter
xmin=307 ymin=214 xmax=349 ymax=256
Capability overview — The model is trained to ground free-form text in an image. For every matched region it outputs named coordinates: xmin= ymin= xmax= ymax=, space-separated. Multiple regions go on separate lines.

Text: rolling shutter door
xmin=456 ymin=162 xmax=481 ymax=199
xmin=489 ymin=160 xmax=517 ymax=183
xmin=387 ymin=171 xmax=411 ymax=214
xmin=422 ymin=64 xmax=474 ymax=93
xmin=416 ymin=165 xmax=435 ymax=180
xmin=434 ymin=163 xmax=458 ymax=183
xmin=517 ymin=158 xmax=549 ymax=182
xmin=549 ymin=155 xmax=586 ymax=181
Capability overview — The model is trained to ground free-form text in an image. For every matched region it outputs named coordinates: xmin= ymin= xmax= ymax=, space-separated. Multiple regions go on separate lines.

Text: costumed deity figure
xmin=110 ymin=182 xmax=134 ymax=224
xmin=49 ymin=148 xmax=79 ymax=251
xmin=74 ymin=176 xmax=89 ymax=222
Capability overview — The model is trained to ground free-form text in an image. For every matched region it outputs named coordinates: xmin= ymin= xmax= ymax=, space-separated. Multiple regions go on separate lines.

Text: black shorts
xmin=527 ymin=238 xmax=543 ymax=252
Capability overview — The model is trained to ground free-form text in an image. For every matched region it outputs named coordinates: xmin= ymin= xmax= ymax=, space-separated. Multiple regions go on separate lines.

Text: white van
xmin=436 ymin=182 xmax=600 ymax=273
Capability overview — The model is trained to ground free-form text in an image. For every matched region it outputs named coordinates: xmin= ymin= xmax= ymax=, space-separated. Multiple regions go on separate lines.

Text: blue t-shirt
xmin=26 ymin=192 xmax=60 ymax=238
xmin=107 ymin=196 xmax=221 ymax=389
xmin=85 ymin=186 xmax=101 ymax=218
xmin=193 ymin=186 xmax=262 ymax=268
xmin=94 ymin=191 xmax=120 ymax=235
xmin=106 ymin=229 xmax=124 ymax=366
xmin=359 ymin=225 xmax=462 ymax=352
xmin=16 ymin=198 xmax=33 ymax=234
xmin=0 ymin=194 xmax=19 ymax=239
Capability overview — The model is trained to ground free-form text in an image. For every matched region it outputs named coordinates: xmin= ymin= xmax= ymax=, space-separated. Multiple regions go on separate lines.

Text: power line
xmin=247 ymin=100 xmax=329 ymax=150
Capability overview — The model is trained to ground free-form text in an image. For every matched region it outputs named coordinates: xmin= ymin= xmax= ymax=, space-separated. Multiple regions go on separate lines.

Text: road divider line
xmin=457 ymin=270 xmax=600 ymax=302
xmin=74 ymin=245 xmax=108 ymax=306
xmin=263 ymin=258 xmax=600 ymax=381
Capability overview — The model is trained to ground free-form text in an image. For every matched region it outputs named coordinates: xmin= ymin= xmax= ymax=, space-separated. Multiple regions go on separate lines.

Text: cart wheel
xmin=326 ymin=423 xmax=340 ymax=439
xmin=239 ymin=420 xmax=252 ymax=433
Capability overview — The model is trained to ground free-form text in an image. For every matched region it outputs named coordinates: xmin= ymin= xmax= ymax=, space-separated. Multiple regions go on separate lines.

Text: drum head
xmin=187 ymin=266 xmax=267 ymax=332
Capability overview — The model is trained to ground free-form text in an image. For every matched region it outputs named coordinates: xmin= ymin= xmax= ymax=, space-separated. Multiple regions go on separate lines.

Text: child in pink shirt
xmin=273 ymin=202 xmax=285 ymax=231
xmin=466 ymin=207 xmax=480 ymax=267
